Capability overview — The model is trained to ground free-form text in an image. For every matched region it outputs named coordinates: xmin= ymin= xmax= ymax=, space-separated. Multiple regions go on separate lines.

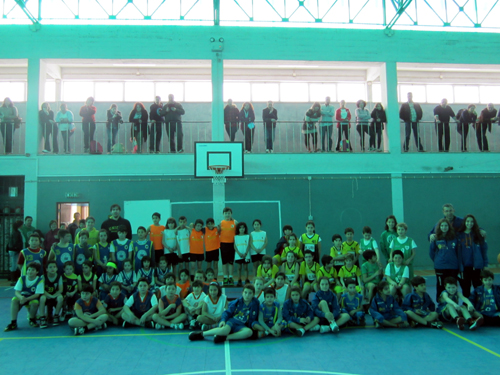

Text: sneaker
xmin=265 ymin=149 xmax=269 ymax=153
xmin=320 ymin=325 xmax=331 ymax=334
xmin=257 ymin=331 xmax=269 ymax=338
xmin=189 ymin=331 xmax=204 ymax=341
xmin=269 ymin=150 xmax=273 ymax=153
xmin=202 ymin=324 xmax=212 ymax=331
xmin=223 ymin=277 xmax=229 ymax=286
xmin=431 ymin=322 xmax=442 ymax=329
xmin=469 ymin=317 xmax=484 ymax=331
xmin=410 ymin=320 xmax=417 ymax=328
xmin=122 ymin=321 xmax=132 ymax=328
xmin=178 ymin=149 xmax=184 ymax=154
xmin=309 ymin=324 xmax=320 ymax=332
xmin=4 ymin=322 xmax=17 ymax=332
xmin=147 ymin=321 xmax=155 ymax=329
xmin=74 ymin=327 xmax=85 ymax=336
xmin=244 ymin=150 xmax=250 ymax=154
xmin=456 ymin=317 xmax=466 ymax=330
xmin=39 ymin=317 xmax=48 ymax=329
xmin=236 ymin=279 xmax=243 ymax=287
xmin=43 ymin=149 xmax=50 ymax=153
xmin=293 ymin=328 xmax=305 ymax=337
xmin=52 ymin=315 xmax=60 ymax=326
xmin=101 ymin=323 xmax=107 ymax=330
xmin=228 ymin=277 xmax=234 ymax=286
xmin=189 ymin=319 xmax=197 ymax=330
xmin=29 ymin=319 xmax=39 ymax=328
xmin=155 ymin=323 xmax=165 ymax=330
xmin=213 ymin=334 xmax=227 ymax=344
xmin=375 ymin=321 xmax=381 ymax=329
xmin=177 ymin=323 xmax=184 ymax=330
xmin=330 ymin=323 xmax=340 ymax=333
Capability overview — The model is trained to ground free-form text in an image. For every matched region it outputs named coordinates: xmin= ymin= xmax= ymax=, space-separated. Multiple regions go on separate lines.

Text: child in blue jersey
xmin=282 ymin=286 xmax=321 ymax=337
xmin=98 ymin=262 xmax=119 ymax=300
xmin=78 ymin=260 xmax=97 ymax=293
xmin=402 ymin=276 xmax=442 ymax=329
xmin=122 ymin=277 xmax=158 ymax=328
xmin=39 ymin=260 xmax=64 ymax=328
xmin=110 ymin=225 xmax=132 ymax=271
xmin=102 ymin=281 xmax=127 ymax=326
xmin=159 ymin=272 xmax=183 ymax=298
xmin=135 ymin=256 xmax=156 ymax=292
xmin=253 ymin=287 xmax=283 ymax=338
xmin=312 ymin=277 xmax=350 ymax=333
xmin=93 ymin=229 xmax=111 ymax=277
xmin=133 ymin=226 xmax=154 ymax=272
xmin=155 ymin=256 xmax=170 ymax=289
xmin=69 ymin=284 xmax=108 ymax=335
xmin=4 ymin=262 xmax=44 ymax=331
xmin=62 ymin=261 xmax=79 ymax=320
xmin=18 ymin=234 xmax=47 ymax=276
xmin=339 ymin=280 xmax=365 ymax=326
xmin=153 ymin=283 xmax=187 ymax=330
xmin=189 ymin=284 xmax=260 ymax=343
xmin=49 ymin=229 xmax=74 ymax=275
xmin=469 ymin=270 xmax=500 ymax=327
xmin=437 ymin=276 xmax=482 ymax=330
xmin=369 ymin=281 xmax=409 ymax=328
xmin=117 ymin=259 xmax=135 ymax=297
xmin=74 ymin=230 xmax=93 ymax=275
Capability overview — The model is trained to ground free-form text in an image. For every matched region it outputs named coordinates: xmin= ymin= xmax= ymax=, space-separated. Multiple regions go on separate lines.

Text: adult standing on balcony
xmin=149 ymin=96 xmax=163 ymax=153
xmin=240 ymin=102 xmax=256 ymax=154
xmin=355 ymin=100 xmax=371 ymax=152
xmin=476 ymin=103 xmax=498 ymax=152
xmin=370 ymin=102 xmax=386 ymax=152
xmin=262 ymin=101 xmax=278 ymax=153
xmin=320 ymin=96 xmax=334 ymax=152
xmin=161 ymin=94 xmax=185 ymax=153
xmin=335 ymin=100 xmax=352 ymax=152
xmin=224 ymin=99 xmax=239 ymax=142
xmin=39 ymin=102 xmax=58 ymax=154
xmin=79 ymin=97 xmax=97 ymax=153
xmin=458 ymin=104 xmax=477 ymax=152
xmin=0 ymin=97 xmax=19 ymax=155
xmin=303 ymin=102 xmax=321 ymax=152
xmin=56 ymin=103 xmax=75 ymax=154
xmin=129 ymin=102 xmax=149 ymax=153
xmin=399 ymin=92 xmax=424 ymax=152
xmin=106 ymin=104 xmax=123 ymax=153
xmin=433 ymin=98 xmax=457 ymax=152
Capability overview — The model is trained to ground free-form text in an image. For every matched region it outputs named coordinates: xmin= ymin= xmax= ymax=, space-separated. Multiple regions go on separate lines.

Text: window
xmin=95 ymin=82 xmax=124 ymax=102
xmin=371 ymin=83 xmax=382 ymax=103
xmin=280 ymin=83 xmax=309 ymax=102
xmin=479 ymin=86 xmax=500 ymax=104
xmin=252 ymin=83 xmax=279 ymax=102
xmin=399 ymin=84 xmax=426 ymax=102
xmin=337 ymin=83 xmax=366 ymax=102
xmin=124 ymin=81 xmax=154 ymax=102
xmin=44 ymin=81 xmax=56 ymax=102
xmin=223 ymin=82 xmax=250 ymax=102
xmin=185 ymin=81 xmax=212 ymax=102
xmin=309 ymin=83 xmax=337 ymax=102
xmin=63 ymin=81 xmax=94 ymax=102
xmin=426 ymin=84 xmax=454 ymax=104
xmin=156 ymin=82 xmax=184 ymax=101
xmin=0 ymin=82 xmax=25 ymax=102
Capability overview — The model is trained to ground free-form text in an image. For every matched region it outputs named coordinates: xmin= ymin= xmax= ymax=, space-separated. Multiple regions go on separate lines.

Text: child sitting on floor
xmin=339 ymin=280 xmax=365 ymax=326
xmin=469 ymin=269 xmax=500 ymax=327
xmin=369 ymin=280 xmax=409 ymax=328
xmin=197 ymin=282 xmax=228 ymax=331
xmin=102 ymin=281 xmax=127 ymax=326
xmin=183 ymin=280 xmax=207 ymax=329
xmin=402 ymin=276 xmax=442 ymax=329
xmin=253 ymin=287 xmax=283 ymax=338
xmin=68 ymin=283 xmax=108 ymax=336
xmin=282 ymin=286 xmax=320 ymax=337
xmin=121 ymin=277 xmax=158 ymax=328
xmin=153 ymin=282 xmax=187 ymax=330
xmin=312 ymin=277 xmax=350 ymax=333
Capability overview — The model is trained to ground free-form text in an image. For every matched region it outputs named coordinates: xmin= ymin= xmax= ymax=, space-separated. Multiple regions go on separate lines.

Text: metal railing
xmin=0 ymin=121 xmax=26 ymax=155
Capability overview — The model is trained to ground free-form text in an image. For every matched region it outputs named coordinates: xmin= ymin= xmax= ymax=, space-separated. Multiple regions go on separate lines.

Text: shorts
xmin=235 ymin=258 xmax=250 ymax=265
xmin=220 ymin=242 xmax=235 ymax=265
xmin=226 ymin=318 xmax=248 ymax=333
xmin=13 ymin=296 xmax=39 ymax=308
xmin=190 ymin=253 xmax=204 ymax=262
xmin=205 ymin=250 xmax=220 ymax=263
xmin=131 ymin=309 xmax=147 ymax=319
xmin=164 ymin=253 xmax=179 ymax=266
xmin=46 ymin=298 xmax=59 ymax=310
xmin=180 ymin=253 xmax=190 ymax=263
xmin=251 ymin=254 xmax=264 ymax=263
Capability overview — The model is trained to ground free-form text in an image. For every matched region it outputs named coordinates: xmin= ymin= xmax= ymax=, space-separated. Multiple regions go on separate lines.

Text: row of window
xmin=1 ymin=81 xmax=500 ymax=104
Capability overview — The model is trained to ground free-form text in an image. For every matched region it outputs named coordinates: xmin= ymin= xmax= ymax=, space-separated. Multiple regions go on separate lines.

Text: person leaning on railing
xmin=240 ymin=102 xmax=256 ymax=154
xmin=457 ymin=105 xmax=477 ymax=152
xmin=129 ymin=102 xmax=149 ymax=154
xmin=476 ymin=103 xmax=498 ymax=152
xmin=106 ymin=104 xmax=123 ymax=153
xmin=56 ymin=103 xmax=75 ymax=154
xmin=355 ymin=100 xmax=371 ymax=152
xmin=79 ymin=97 xmax=97 ymax=153
xmin=149 ymin=96 xmax=164 ymax=153
xmin=224 ymin=99 xmax=239 ymax=142
xmin=335 ymin=100 xmax=352 ymax=152
xmin=433 ymin=98 xmax=457 ymax=152
xmin=370 ymin=103 xmax=386 ymax=152
xmin=0 ymin=97 xmax=19 ymax=155
xmin=399 ymin=92 xmax=424 ymax=152
xmin=303 ymin=102 xmax=321 ymax=153
xmin=39 ymin=102 xmax=58 ymax=154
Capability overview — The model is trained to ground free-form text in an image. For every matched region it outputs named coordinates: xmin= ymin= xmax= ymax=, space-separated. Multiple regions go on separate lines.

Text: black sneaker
xmin=39 ymin=317 xmax=48 ymax=329
xmin=245 ymin=279 xmax=251 ymax=285
xmin=188 ymin=331 xmax=204 ymax=341
xmin=29 ymin=319 xmax=39 ymax=328
xmin=52 ymin=314 xmax=60 ymax=326
xmin=236 ymin=279 xmax=243 ymax=287
xmin=122 ymin=321 xmax=133 ymax=328
xmin=4 ymin=322 xmax=17 ymax=332
xmin=213 ymin=335 xmax=227 ymax=344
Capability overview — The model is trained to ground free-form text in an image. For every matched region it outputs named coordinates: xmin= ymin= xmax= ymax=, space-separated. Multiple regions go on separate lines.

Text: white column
xmin=211 ymin=52 xmax=224 ymax=142
xmin=26 ymin=58 xmax=42 ymax=156
xmin=380 ymin=62 xmax=401 ymax=154
xmin=391 ymin=173 xmax=404 ymax=222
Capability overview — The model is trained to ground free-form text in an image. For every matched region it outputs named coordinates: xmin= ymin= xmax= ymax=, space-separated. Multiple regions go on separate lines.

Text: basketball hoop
xmin=208 ymin=165 xmax=230 ymax=185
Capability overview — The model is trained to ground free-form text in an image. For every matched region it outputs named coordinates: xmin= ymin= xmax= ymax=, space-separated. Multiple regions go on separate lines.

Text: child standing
xmin=282 ymin=286 xmax=320 ymax=337
xmin=61 ymin=261 xmax=79 ymax=320
xmin=253 ymin=288 xmax=283 ymax=338
xmin=204 ymin=218 xmax=220 ymax=279
xmin=234 ymin=222 xmax=251 ymax=286
xmin=469 ymin=270 xmax=500 ymax=326
xmin=39 ymin=261 xmax=64 ymax=328
xmin=280 ymin=233 xmax=304 ymax=263
xmin=369 ymin=281 xmax=409 ymax=328
xmin=122 ymin=278 xmax=158 ymax=328
xmin=189 ymin=284 xmax=260 ymax=343
xmin=98 ymin=262 xmax=119 ymax=300
xmin=316 ymin=255 xmax=343 ymax=297
xmin=183 ymin=280 xmax=207 ymax=329
xmin=18 ymin=234 xmax=47 ymax=276
xmin=361 ymin=250 xmax=383 ymax=302
xmin=250 ymin=219 xmax=268 ymax=277
xmin=312 ymin=277 xmax=350 ymax=333
xmin=300 ymin=250 xmax=320 ymax=298
xmin=385 ymin=250 xmax=411 ymax=298
xmin=153 ymin=283 xmax=187 ymax=330
xmin=189 ymin=219 xmax=205 ymax=276
xmin=117 ymin=259 xmax=135 ymax=297
xmin=93 ymin=229 xmax=111 ymax=277
xmin=273 ymin=224 xmax=293 ymax=266
xmin=162 ymin=217 xmax=179 ymax=275
xmin=75 ymin=216 xmax=99 ymax=247
xmin=147 ymin=212 xmax=165 ymax=265
xmin=4 ymin=262 xmax=44 ymax=331
xmin=341 ymin=228 xmax=360 ymax=265
xmin=132 ymin=226 xmax=154 ymax=273
xmin=74 ymin=230 xmax=93 ymax=275
xmin=389 ymin=222 xmax=417 ymax=279
xmin=338 ymin=253 xmax=363 ymax=294
xmin=176 ymin=216 xmax=191 ymax=272
xmin=197 ymin=282 xmax=228 ymax=331
xmin=339 ymin=280 xmax=365 ymax=326
xmin=68 ymin=284 xmax=108 ymax=335
xmin=402 ymin=276 xmax=442 ymax=328
xmin=110 ymin=225 xmax=132 ymax=272
xmin=299 ymin=221 xmax=321 ymax=264
xmin=380 ymin=215 xmax=397 ymax=262
xmin=102 ymin=281 xmax=126 ymax=326
xmin=49 ymin=229 xmax=74 ymax=275
xmin=359 ymin=226 xmax=379 ymax=268
xmin=330 ymin=234 xmax=345 ymax=272
xmin=281 ymin=251 xmax=300 ymax=287
xmin=219 ymin=207 xmax=237 ymax=286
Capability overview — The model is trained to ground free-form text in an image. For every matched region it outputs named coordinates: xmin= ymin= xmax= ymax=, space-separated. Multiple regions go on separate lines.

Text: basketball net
xmin=208 ymin=165 xmax=229 ymax=185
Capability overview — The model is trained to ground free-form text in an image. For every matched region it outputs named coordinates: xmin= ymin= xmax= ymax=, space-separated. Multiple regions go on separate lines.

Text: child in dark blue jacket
xmin=311 ymin=277 xmax=350 ymax=333
xmin=469 ymin=269 xmax=499 ymax=327
xmin=189 ymin=283 xmax=259 ymax=343
xmin=402 ymin=276 xmax=442 ymax=328
xmin=282 ymin=286 xmax=320 ymax=336
xmin=369 ymin=281 xmax=409 ymax=328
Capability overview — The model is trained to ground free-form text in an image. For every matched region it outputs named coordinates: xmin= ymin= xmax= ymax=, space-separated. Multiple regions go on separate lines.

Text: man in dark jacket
xmin=399 ymin=92 xmax=424 ymax=152
xmin=149 ymin=96 xmax=164 ymax=153
xmin=224 ymin=99 xmax=239 ymax=142
xmin=433 ymin=98 xmax=457 ymax=152
xmin=262 ymin=101 xmax=278 ymax=153
xmin=160 ymin=94 xmax=186 ymax=153
xmin=101 ymin=204 xmax=132 ymax=242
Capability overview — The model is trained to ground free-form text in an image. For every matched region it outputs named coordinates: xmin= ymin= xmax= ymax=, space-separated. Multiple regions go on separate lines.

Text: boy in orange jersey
xmin=204 ymin=218 xmax=220 ymax=280
xmin=218 ymin=207 xmax=238 ymax=286
xmin=147 ymin=212 xmax=165 ymax=265
xmin=189 ymin=220 xmax=205 ymax=276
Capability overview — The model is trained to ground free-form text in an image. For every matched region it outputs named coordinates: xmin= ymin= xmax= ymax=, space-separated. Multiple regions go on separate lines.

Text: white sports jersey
xmin=203 ymin=294 xmax=228 ymax=318
xmin=250 ymin=231 xmax=267 ymax=255
xmin=275 ymin=284 xmax=288 ymax=306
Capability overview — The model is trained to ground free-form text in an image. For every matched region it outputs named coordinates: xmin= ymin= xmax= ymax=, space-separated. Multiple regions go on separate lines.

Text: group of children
xmin=4 ymin=207 xmax=499 ymax=338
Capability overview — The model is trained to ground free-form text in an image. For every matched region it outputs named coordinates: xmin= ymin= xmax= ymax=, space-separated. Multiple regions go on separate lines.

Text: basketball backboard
xmin=194 ymin=142 xmax=244 ymax=178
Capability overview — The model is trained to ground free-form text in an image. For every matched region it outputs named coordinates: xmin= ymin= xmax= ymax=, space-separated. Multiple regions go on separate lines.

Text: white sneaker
xmin=43 ymin=149 xmax=49 ymax=153
xmin=265 ymin=149 xmax=269 ymax=153
xmin=155 ymin=323 xmax=164 ymax=330
xmin=320 ymin=325 xmax=331 ymax=334
xmin=309 ymin=324 xmax=320 ymax=332
xmin=330 ymin=323 xmax=339 ymax=333
xmin=174 ymin=323 xmax=184 ymax=330
xmin=201 ymin=324 xmax=210 ymax=331
xmin=74 ymin=327 xmax=85 ymax=336
xmin=270 ymin=149 xmax=273 ymax=153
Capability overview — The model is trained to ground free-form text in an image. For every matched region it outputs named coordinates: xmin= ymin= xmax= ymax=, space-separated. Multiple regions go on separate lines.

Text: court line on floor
xmin=165 ymin=370 xmax=360 ymax=375
xmin=0 ymin=332 xmax=188 ymax=340
xmin=225 ymin=341 xmax=232 ymax=375
xmin=443 ymin=328 xmax=500 ymax=358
